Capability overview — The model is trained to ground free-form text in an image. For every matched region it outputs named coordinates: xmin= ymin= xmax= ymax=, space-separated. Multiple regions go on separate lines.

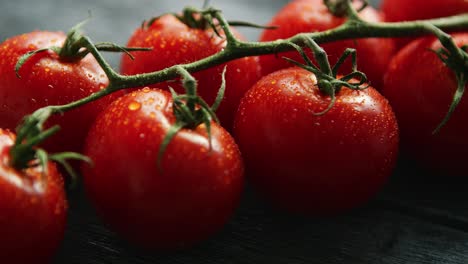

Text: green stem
xmin=80 ymin=36 xmax=121 ymax=83
xmin=174 ymin=66 xmax=198 ymax=113
xmin=9 ymin=1 xmax=468 ymax=172
xmin=213 ymin=10 xmax=240 ymax=47
xmin=47 ymin=86 xmax=115 ymax=114
xmin=113 ymin=14 xmax=468 ymax=89
xmin=20 ymin=12 xmax=468 ymax=127
xmin=304 ymin=36 xmax=332 ymax=76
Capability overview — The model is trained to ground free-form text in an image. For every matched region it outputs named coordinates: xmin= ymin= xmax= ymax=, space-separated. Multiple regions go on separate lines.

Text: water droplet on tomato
xmin=128 ymin=101 xmax=142 ymax=111
xmin=142 ymin=87 xmax=150 ymax=93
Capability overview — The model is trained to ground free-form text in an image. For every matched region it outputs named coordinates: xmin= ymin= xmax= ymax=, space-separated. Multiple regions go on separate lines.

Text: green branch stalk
xmin=10 ymin=1 xmax=468 ymax=170
xmin=43 ymin=12 xmax=468 ymax=115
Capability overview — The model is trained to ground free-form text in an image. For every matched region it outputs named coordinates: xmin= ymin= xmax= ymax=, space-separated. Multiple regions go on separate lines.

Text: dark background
xmin=3 ymin=1 xmax=468 ymax=264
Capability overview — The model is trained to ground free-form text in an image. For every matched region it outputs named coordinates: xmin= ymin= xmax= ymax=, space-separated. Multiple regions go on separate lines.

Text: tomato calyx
xmin=283 ymin=36 xmax=368 ymax=115
xmin=157 ymin=66 xmax=226 ymax=170
xmin=143 ymin=6 xmax=275 ymax=36
xmin=9 ymin=107 xmax=91 ymax=185
xmin=323 ymin=0 xmax=369 ymax=18
xmin=430 ymin=45 xmax=468 ymax=133
xmin=15 ymin=20 xmax=150 ymax=78
xmin=142 ymin=7 xmax=221 ymax=33
xmin=422 ymin=26 xmax=468 ymax=133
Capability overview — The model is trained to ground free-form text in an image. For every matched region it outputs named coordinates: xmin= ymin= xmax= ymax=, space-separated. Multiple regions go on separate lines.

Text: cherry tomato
xmin=120 ymin=14 xmax=262 ymax=130
xmin=234 ymin=67 xmax=399 ymax=214
xmin=381 ymin=0 xmax=468 ymax=49
xmin=82 ymin=88 xmax=244 ymax=250
xmin=259 ymin=0 xmax=395 ymax=90
xmin=382 ymin=33 xmax=468 ymax=176
xmin=0 ymin=129 xmax=67 ymax=264
xmin=0 ymin=31 xmax=119 ymax=153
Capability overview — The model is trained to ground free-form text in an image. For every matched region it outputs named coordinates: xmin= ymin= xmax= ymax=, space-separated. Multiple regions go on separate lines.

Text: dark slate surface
xmin=3 ymin=1 xmax=468 ymax=264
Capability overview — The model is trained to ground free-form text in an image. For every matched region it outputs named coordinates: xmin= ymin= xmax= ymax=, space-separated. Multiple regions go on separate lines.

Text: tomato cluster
xmin=0 ymin=0 xmax=466 ymax=261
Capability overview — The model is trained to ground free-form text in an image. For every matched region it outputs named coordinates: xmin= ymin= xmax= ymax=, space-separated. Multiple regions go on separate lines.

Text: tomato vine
xmin=8 ymin=0 xmax=468 ymax=170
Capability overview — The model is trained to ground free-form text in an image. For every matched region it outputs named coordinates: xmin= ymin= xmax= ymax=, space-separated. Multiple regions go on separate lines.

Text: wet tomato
xmin=0 ymin=129 xmax=67 ymax=264
xmin=83 ymin=88 xmax=244 ymax=250
xmin=234 ymin=67 xmax=399 ymax=214
xmin=0 ymin=31 xmax=119 ymax=153
xmin=383 ymin=33 xmax=468 ymax=176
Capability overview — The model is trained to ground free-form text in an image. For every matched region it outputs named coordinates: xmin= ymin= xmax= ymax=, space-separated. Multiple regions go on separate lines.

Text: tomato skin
xmin=259 ymin=0 xmax=396 ymax=90
xmin=0 ymin=129 xmax=67 ymax=264
xmin=234 ymin=67 xmax=399 ymax=214
xmin=83 ymin=88 xmax=244 ymax=250
xmin=381 ymin=0 xmax=468 ymax=49
xmin=383 ymin=33 xmax=468 ymax=176
xmin=120 ymin=14 xmax=262 ymax=130
xmin=0 ymin=31 xmax=119 ymax=153
xmin=382 ymin=0 xmax=468 ymax=22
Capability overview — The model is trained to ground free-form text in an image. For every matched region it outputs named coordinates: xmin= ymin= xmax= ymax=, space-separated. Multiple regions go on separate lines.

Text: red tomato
xmin=0 ymin=129 xmax=67 ymax=264
xmin=0 ymin=31 xmax=120 ymax=153
xmin=383 ymin=33 xmax=468 ymax=176
xmin=259 ymin=0 xmax=396 ymax=90
xmin=381 ymin=0 xmax=468 ymax=49
xmin=382 ymin=0 xmax=468 ymax=23
xmin=82 ymin=88 xmax=244 ymax=250
xmin=120 ymin=14 xmax=262 ymax=130
xmin=234 ymin=67 xmax=399 ymax=214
